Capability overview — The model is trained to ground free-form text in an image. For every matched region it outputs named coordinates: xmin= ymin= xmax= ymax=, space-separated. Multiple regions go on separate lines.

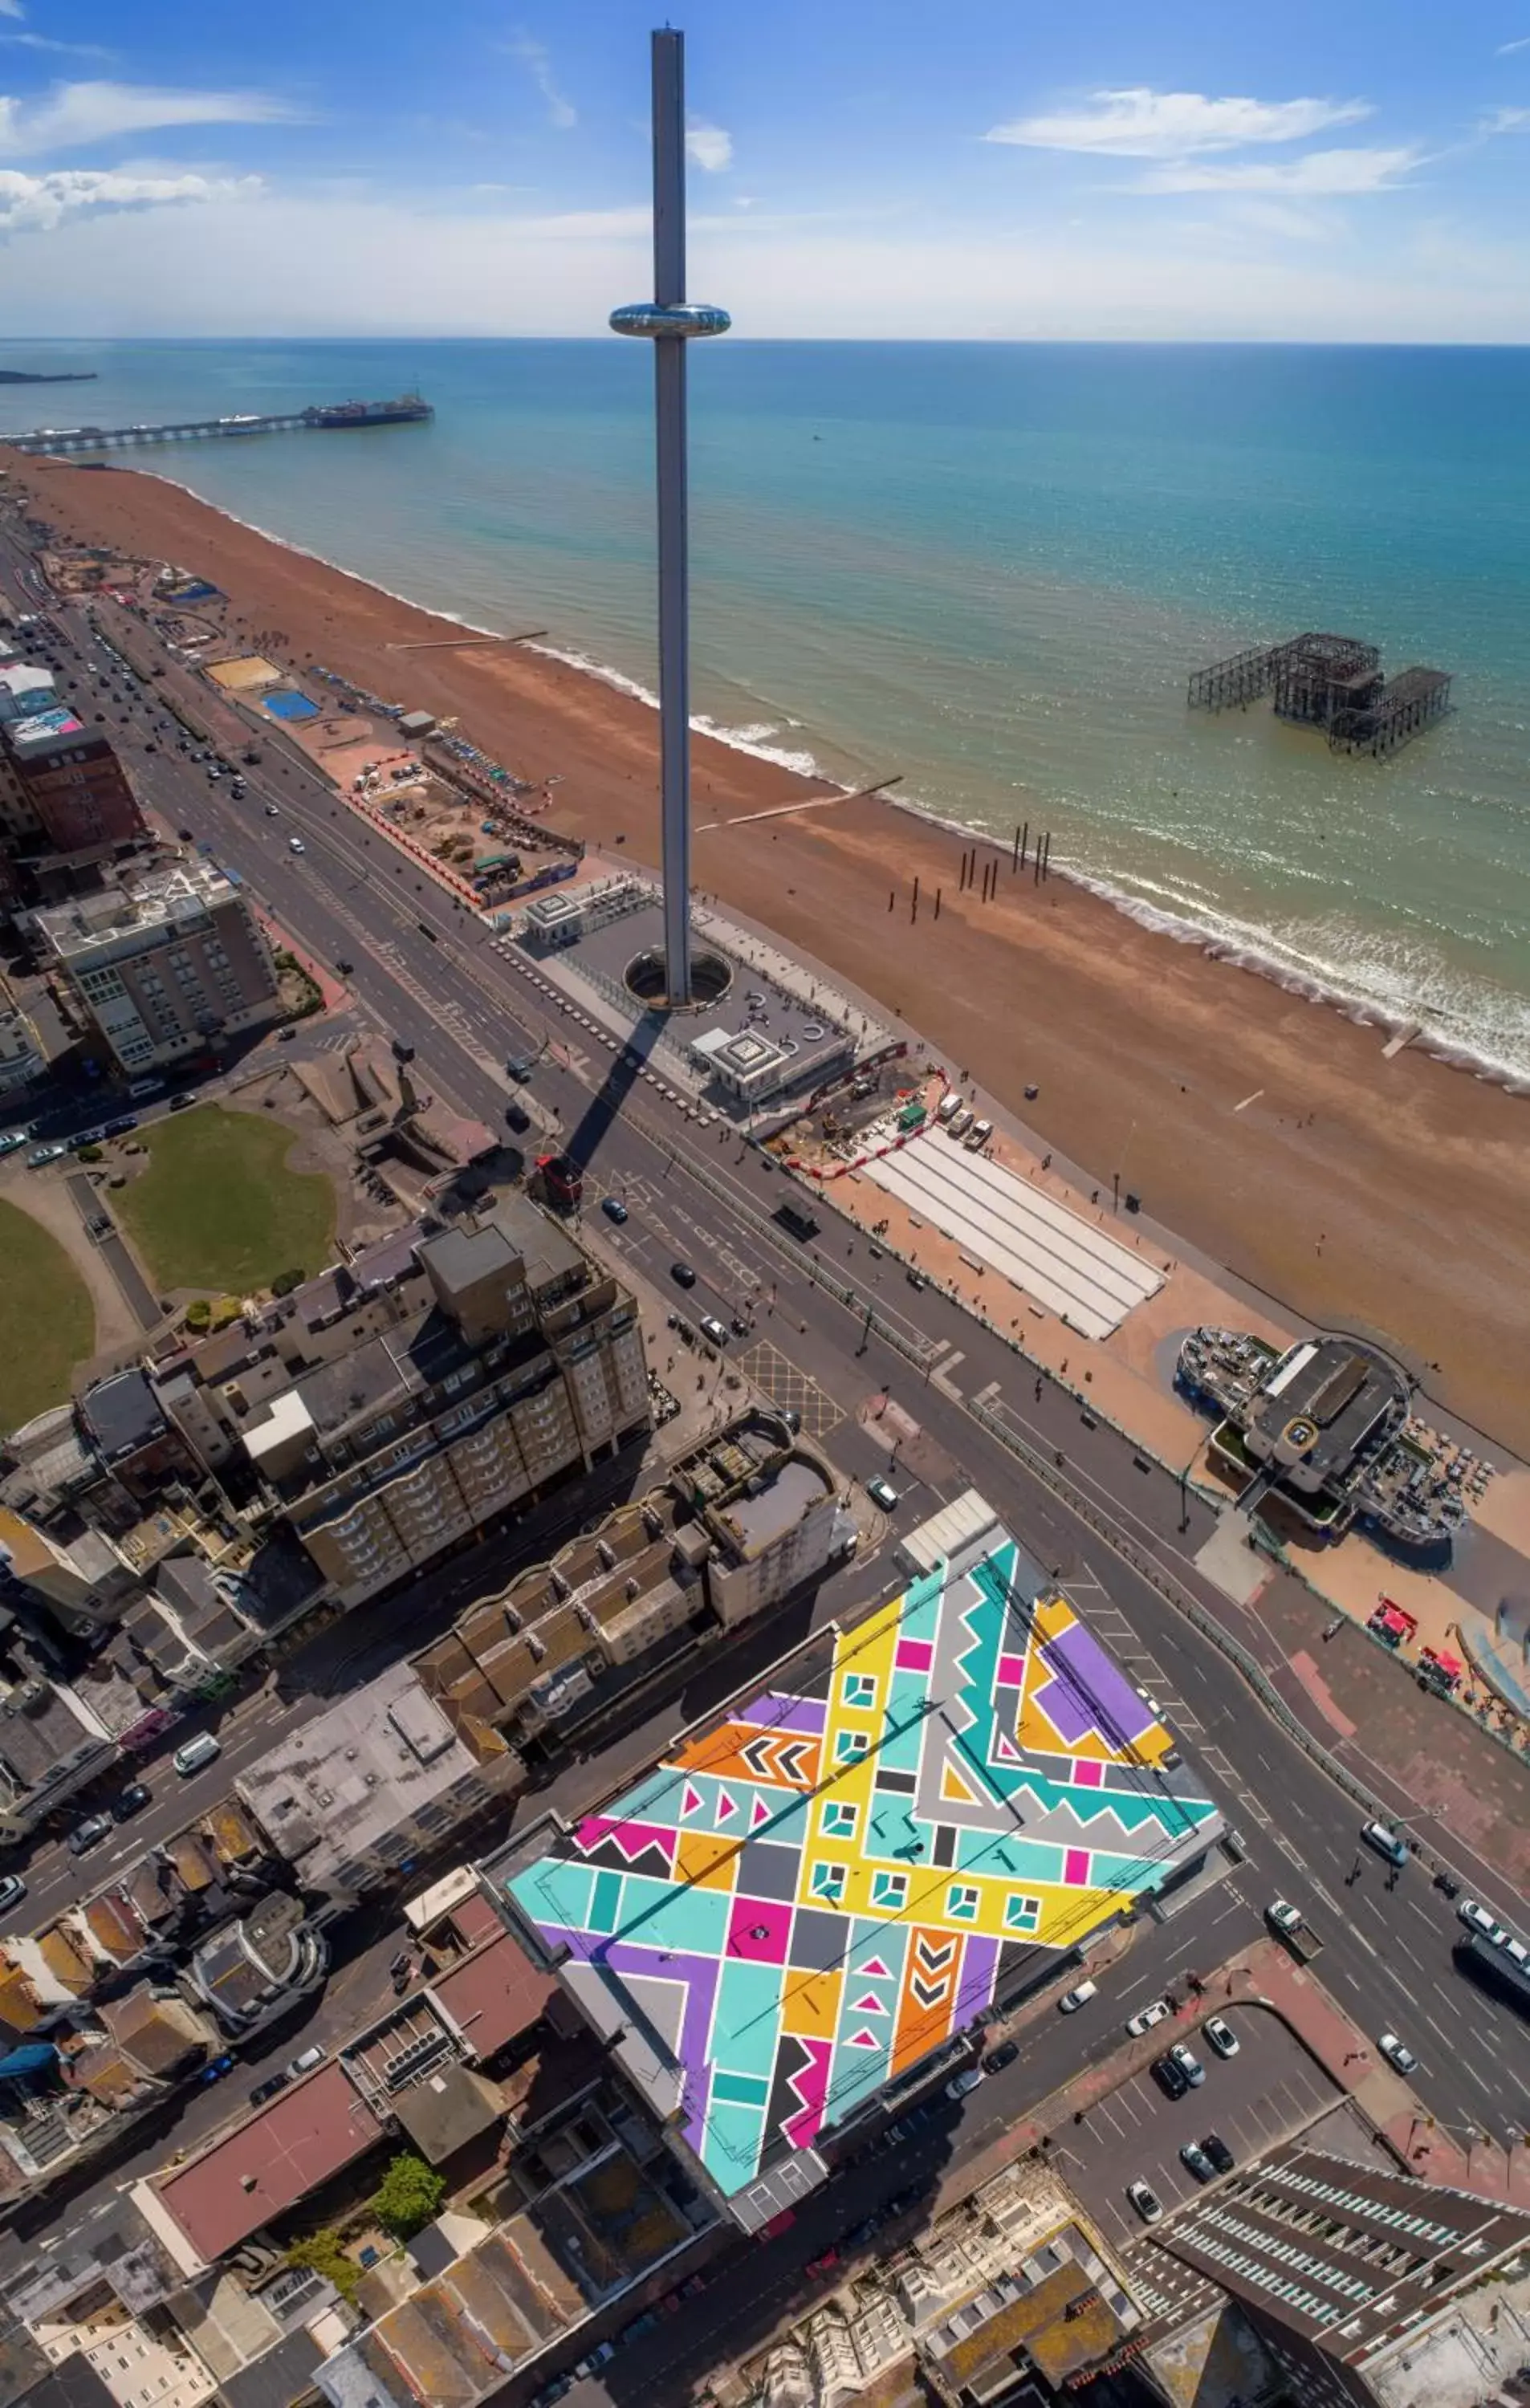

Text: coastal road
xmin=6 ymin=581 xmax=1528 ymax=2166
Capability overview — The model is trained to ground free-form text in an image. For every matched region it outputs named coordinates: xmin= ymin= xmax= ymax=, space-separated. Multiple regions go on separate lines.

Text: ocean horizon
xmin=6 ymin=335 xmax=1529 ymax=1083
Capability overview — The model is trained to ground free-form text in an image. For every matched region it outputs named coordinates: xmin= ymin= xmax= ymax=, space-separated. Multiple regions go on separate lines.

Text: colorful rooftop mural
xmin=504 ymin=1524 xmax=1219 ymax=2207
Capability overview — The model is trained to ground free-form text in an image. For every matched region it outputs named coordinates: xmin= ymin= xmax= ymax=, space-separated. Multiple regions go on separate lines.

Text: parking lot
xmin=1044 ymin=2005 xmax=1339 ymax=2246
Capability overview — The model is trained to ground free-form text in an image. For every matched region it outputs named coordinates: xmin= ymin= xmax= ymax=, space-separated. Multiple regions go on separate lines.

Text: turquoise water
xmin=5 ymin=337 xmax=1529 ymax=1079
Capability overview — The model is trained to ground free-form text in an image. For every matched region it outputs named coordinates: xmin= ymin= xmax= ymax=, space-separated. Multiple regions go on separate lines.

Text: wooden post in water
xmin=1020 ymin=820 xmax=1029 ymax=870
xmin=911 ymin=874 xmax=920 ymax=921
xmin=1012 ymin=824 xmax=1021 ymax=871
xmin=1042 ymin=832 xmax=1052 ymax=880
xmin=934 ymin=886 xmax=942 ymax=920
xmin=888 ymin=889 xmax=895 ymax=911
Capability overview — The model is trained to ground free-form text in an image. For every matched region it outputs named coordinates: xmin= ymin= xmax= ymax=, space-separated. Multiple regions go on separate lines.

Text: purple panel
xmin=1035 ymin=1621 xmax=1155 ymax=1747
xmin=741 ymin=1690 xmax=828 ymax=1737
xmin=954 ymin=1930 xmax=1001 ymax=2024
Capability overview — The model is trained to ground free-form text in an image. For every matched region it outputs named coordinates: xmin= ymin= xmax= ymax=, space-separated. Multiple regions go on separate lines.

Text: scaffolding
xmin=1189 ymin=631 xmax=1451 ymax=759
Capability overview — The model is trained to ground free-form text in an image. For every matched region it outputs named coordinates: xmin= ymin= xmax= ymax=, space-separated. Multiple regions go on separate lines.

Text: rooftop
xmin=1247 ymin=1336 xmax=1407 ymax=1479
xmin=498 ymin=1510 xmax=1220 ymax=2220
xmin=34 ymin=862 xmax=239 ymax=960
xmin=149 ymin=2061 xmax=385 ymax=2264
xmin=428 ymin=1925 xmax=555 ymax=2060
xmin=77 ymin=1371 xmax=165 ymax=1467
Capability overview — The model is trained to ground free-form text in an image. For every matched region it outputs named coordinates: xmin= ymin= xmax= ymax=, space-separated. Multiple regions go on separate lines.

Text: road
xmin=0 ymin=558 xmax=1524 ymax=2260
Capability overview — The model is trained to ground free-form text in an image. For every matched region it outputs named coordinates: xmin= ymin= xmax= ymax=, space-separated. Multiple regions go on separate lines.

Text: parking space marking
xmin=1239 ymin=1789 xmax=1274 ymax=1827
xmin=734 ymin=1340 xmax=844 ymax=1438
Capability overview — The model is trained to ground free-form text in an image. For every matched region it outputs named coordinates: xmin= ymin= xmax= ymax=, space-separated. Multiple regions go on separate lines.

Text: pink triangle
xmin=860 ymin=1956 xmax=892 ymax=1979
xmin=751 ymin=1796 xmax=771 ymax=1830
xmin=993 ymin=1730 xmax=1021 ymax=1763
xmin=682 ymin=1783 xmax=702 ymax=1817
xmin=852 ymin=1991 xmax=889 ymax=2015
xmin=847 ymin=2028 xmax=881 ymax=2049
xmin=715 ymin=1790 xmax=738 ymax=1823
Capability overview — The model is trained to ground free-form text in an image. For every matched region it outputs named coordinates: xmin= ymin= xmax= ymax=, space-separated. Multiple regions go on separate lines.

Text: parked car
xmin=1203 ymin=2016 xmax=1239 ymax=2058
xmin=866 ymin=1475 xmax=899 ymax=1511
xmin=199 ymin=2053 xmax=235 ymax=2086
xmin=284 ymin=2044 xmax=326 ymax=2081
xmin=1201 ymin=2133 xmax=1235 ymax=2175
xmin=249 ymin=2072 xmax=290 ymax=2107
xmin=1059 ymin=1979 xmax=1099 ymax=2014
xmin=0 ymin=1875 xmax=27 ymax=1914
xmin=945 ymin=2062 xmax=985 ymax=2100
xmin=67 ymin=1813 xmax=113 ymax=1856
xmin=1179 ymin=2141 xmax=1216 ymax=2182
xmin=1458 ymin=1898 xmax=1508 ymax=1944
xmin=671 ymin=1261 xmax=697 ymax=1287
xmin=110 ymin=1783 xmax=151 ymax=1821
xmin=505 ymin=1103 xmax=531 ymax=1133
xmin=1361 ymin=1819 xmax=1410 ymax=1870
xmin=1125 ymin=1995 xmax=1170 ymax=2036
xmin=804 ymin=2249 xmax=840 ymax=2278
xmin=0 ymin=1132 xmax=29 ymax=1156
xmin=699 ymin=1314 xmax=728 ymax=1348
xmin=264 ymin=802 xmax=279 ymax=816
xmin=27 ymin=1144 xmax=66 ymax=1165
xmin=101 ymin=1116 xmax=136 ymax=1137
xmin=982 ymin=2040 xmax=1019 ymax=2075
xmin=1153 ymin=2051 xmax=1190 ymax=2100
xmin=169 ymin=1093 xmax=194 ymax=1111
xmin=172 ymin=1731 xmax=222 ymax=1777
xmin=1168 ymin=2041 xmax=1206 ymax=2088
xmin=1126 ymin=2180 xmax=1163 ymax=2225
xmin=600 ymin=1196 xmax=629 ymax=1222
xmin=1377 ymin=2032 xmax=1418 ymax=2077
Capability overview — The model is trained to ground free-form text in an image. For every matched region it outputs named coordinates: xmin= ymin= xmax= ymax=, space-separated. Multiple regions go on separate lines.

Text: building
xmin=413 ymin=1411 xmax=850 ymax=1768
xmin=0 ymin=972 xmax=42 ymax=1095
xmin=5 ymin=711 xmax=145 ymax=860
xmin=0 ymin=1671 xmax=114 ymax=1845
xmin=32 ymin=861 xmax=280 ymax=1073
xmin=137 ymin=2063 xmax=389 ymax=2272
xmin=235 ymin=1662 xmax=515 ymax=1906
xmin=1159 ymin=2142 xmax=1530 ymax=2408
xmin=495 ymin=1501 xmax=1222 ymax=2230
xmin=184 ymin=1893 xmax=328 ymax=2036
xmin=76 ymin=1371 xmax=196 ymax=1504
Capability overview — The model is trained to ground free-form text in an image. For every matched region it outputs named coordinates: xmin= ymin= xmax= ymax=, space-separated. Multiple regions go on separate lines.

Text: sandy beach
xmin=10 ymin=451 xmax=1530 ymax=1459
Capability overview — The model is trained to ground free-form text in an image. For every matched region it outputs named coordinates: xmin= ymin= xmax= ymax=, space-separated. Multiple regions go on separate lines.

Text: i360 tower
xmin=611 ymin=29 xmax=730 ymax=1008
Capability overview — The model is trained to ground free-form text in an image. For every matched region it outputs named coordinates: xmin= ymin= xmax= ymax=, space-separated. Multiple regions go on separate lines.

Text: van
xmin=128 ymin=1078 xmax=163 ymax=1100
xmin=1059 ymin=1979 xmax=1099 ymax=2014
xmin=948 ymin=1108 xmax=974 ymax=1139
xmin=936 ymin=1090 xmax=962 ymax=1123
xmin=774 ymin=1200 xmax=820 ymax=1243
xmin=966 ymin=1118 xmax=993 ymax=1149
xmin=173 ymin=1731 xmax=222 ymax=1777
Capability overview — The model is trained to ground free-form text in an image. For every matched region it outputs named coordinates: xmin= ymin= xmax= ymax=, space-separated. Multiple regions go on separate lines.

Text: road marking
xmin=1234 ymin=1088 xmax=1263 ymax=1112
xmin=734 ymin=1340 xmax=844 ymax=1438
xmin=1425 ymin=2013 xmax=1452 ymax=2047
xmin=931 ymin=1349 xmax=966 ymax=1399
xmin=1237 ymin=1790 xmax=1272 ymax=1827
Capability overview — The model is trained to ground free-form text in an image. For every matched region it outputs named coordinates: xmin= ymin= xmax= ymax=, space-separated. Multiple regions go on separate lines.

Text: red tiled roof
xmin=157 ymin=2062 xmax=385 ymax=2261
xmin=429 ymin=1928 xmax=553 ymax=2060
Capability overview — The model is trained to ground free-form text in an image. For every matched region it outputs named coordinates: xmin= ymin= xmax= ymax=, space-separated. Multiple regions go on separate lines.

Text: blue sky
xmin=0 ymin=0 xmax=1527 ymax=337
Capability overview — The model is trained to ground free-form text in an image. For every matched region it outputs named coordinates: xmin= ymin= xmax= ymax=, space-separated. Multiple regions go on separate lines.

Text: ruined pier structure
xmin=1188 ymin=632 xmax=1451 ymax=759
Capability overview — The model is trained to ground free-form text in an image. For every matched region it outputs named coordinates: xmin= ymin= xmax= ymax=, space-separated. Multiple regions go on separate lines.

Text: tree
xmin=372 ymin=2152 xmax=445 ymax=2240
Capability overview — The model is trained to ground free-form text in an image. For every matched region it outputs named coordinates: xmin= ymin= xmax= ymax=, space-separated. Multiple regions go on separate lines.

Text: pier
xmin=1189 ymin=628 xmax=1451 ymax=758
xmin=2 ymin=398 xmax=431 ymax=458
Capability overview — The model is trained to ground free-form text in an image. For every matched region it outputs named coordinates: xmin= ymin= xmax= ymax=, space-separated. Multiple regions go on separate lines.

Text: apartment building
xmin=0 ymin=968 xmax=42 ymax=1094
xmin=32 ymin=860 xmax=280 ymax=1072
xmin=6 ymin=710 xmax=145 ymax=858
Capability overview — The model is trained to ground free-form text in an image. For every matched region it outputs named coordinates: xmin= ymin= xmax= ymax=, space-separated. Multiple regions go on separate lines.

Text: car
xmin=699 ymin=1314 xmax=728 ymax=1348
xmin=169 ymin=1093 xmax=193 ymax=1111
xmin=780 ymin=1406 xmax=802 ymax=1434
xmin=284 ymin=2044 xmax=326 ymax=2081
xmin=1059 ymin=1979 xmax=1099 ymax=2014
xmin=288 ymin=836 xmax=305 ymax=853
xmin=336 ymin=959 xmax=355 ymax=977
xmin=671 ymin=1261 xmax=697 ymax=1287
xmin=1126 ymin=2181 xmax=1164 ymax=2225
xmin=573 ymin=2343 xmax=616 ymax=2377
xmin=230 ymin=780 xmax=246 ymax=798
xmin=1502 ymin=1934 xmax=1530 ymax=1972
xmin=948 ymin=1107 xmax=974 ymax=1138
xmin=143 ymin=741 xmax=157 ymax=753
xmin=505 ymin=1103 xmax=531 ymax=1133
xmin=102 ymin=1116 xmax=136 ymax=1137
xmin=0 ymin=1132 xmax=29 ymax=1157
xmin=1153 ymin=2051 xmax=1190 ymax=2100
xmin=206 ymin=765 xmax=220 ymax=779
xmin=0 ymin=1874 xmax=27 ymax=1914
xmin=1168 ymin=2041 xmax=1206 ymax=2088
xmin=982 ymin=2040 xmax=1019 ymax=2075
xmin=1179 ymin=2140 xmax=1216 ymax=2182
xmin=72 ymin=1127 xmax=105 ymax=1149
xmin=1361 ymin=1819 xmax=1410 ymax=1870
xmin=110 ymin=1783 xmax=151 ymax=1822
xmin=1377 ymin=2032 xmax=1419 ymax=2077
xmin=67 ymin=1813 xmax=114 ymax=1856
xmin=172 ymin=1731 xmax=222 ymax=1777
xmin=1267 ymin=1898 xmax=1304 ymax=1936
xmin=1458 ymin=1898 xmax=1508 ymax=1944
xmin=1203 ymin=2016 xmax=1239 ymax=2059
xmin=1125 ymin=1995 xmax=1171 ymax=2037
xmin=945 ymin=2062 xmax=985 ymax=2100
xmin=506 ymin=1056 xmax=539 ymax=1081
xmin=866 ymin=1475 xmax=900 ymax=1511
xmin=27 ymin=1144 xmax=66 ymax=1166
xmin=600 ymin=1196 xmax=629 ymax=1223
xmin=199 ymin=2053 xmax=235 ymax=2086
xmin=249 ymin=2071 xmax=290 ymax=2107
xmin=277 ymin=1026 xmax=297 ymax=1043
xmin=264 ymin=803 xmax=279 ymax=816
xmin=804 ymin=2248 xmax=840 ymax=2279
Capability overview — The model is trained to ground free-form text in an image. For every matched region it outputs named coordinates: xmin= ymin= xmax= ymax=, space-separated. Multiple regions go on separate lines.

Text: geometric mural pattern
xmin=506 ymin=1530 xmax=1219 ymax=2202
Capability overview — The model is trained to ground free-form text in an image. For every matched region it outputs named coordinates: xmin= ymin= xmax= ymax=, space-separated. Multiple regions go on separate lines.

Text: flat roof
xmin=429 ymin=1928 xmax=555 ymax=2060
xmin=154 ymin=2062 xmax=385 ymax=2261
xmin=721 ymin=1455 xmax=834 ymax=1556
xmin=499 ymin=1519 xmax=1219 ymax=2211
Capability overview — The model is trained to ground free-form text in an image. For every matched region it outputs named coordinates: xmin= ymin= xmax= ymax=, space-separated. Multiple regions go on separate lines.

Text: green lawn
xmin=0 ymin=1197 xmax=96 ymax=1427
xmin=115 ymin=1107 xmax=336 ymax=1295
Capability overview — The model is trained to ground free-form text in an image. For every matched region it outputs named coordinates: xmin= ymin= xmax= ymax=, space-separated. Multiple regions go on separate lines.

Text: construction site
xmin=1188 ymin=630 xmax=1452 ymax=757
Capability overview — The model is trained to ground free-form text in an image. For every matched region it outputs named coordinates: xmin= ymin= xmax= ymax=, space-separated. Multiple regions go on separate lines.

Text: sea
xmin=4 ymin=336 xmax=1528 ymax=1084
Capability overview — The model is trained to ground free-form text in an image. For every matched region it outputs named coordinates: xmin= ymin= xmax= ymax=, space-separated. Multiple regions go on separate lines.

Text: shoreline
xmin=9 ymin=449 xmax=1530 ymax=1461
xmin=51 ymin=460 xmax=1530 ymax=1094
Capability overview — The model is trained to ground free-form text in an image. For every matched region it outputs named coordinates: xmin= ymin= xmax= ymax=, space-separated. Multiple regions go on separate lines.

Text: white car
xmin=288 ymin=836 xmax=306 ymax=854
xmin=173 ymin=1731 xmax=222 ymax=1777
xmin=1459 ymin=1898 xmax=1508 ymax=1944
xmin=698 ymin=1315 xmax=728 ymax=1348
xmin=1125 ymin=1996 xmax=1171 ymax=2037
xmin=1168 ymin=2041 xmax=1206 ymax=2088
xmin=1058 ymin=1979 xmax=1098 ymax=2014
xmin=1203 ymin=2016 xmax=1239 ymax=2059
xmin=1377 ymin=2032 xmax=1418 ymax=2077
xmin=945 ymin=2062 xmax=984 ymax=2100
xmin=1126 ymin=2180 xmax=1163 ymax=2225
xmin=866 ymin=1475 xmax=899 ymax=1512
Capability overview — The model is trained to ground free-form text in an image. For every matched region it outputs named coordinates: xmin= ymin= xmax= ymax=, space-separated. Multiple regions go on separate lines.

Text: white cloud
xmin=1142 ymin=145 xmax=1420 ymax=194
xmin=0 ymin=79 xmax=298 ymax=156
xmin=2 ymin=33 xmax=114 ymax=57
xmin=686 ymin=118 xmax=732 ymax=172
xmin=1480 ymin=105 xmax=1530 ymax=133
xmin=985 ymin=87 xmax=1371 ymax=157
xmin=1495 ymin=34 xmax=1530 ymax=52
xmin=0 ymin=1 xmax=22 ymax=19
xmin=507 ymin=35 xmax=575 ymax=130
xmin=0 ymin=165 xmax=258 ymax=233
